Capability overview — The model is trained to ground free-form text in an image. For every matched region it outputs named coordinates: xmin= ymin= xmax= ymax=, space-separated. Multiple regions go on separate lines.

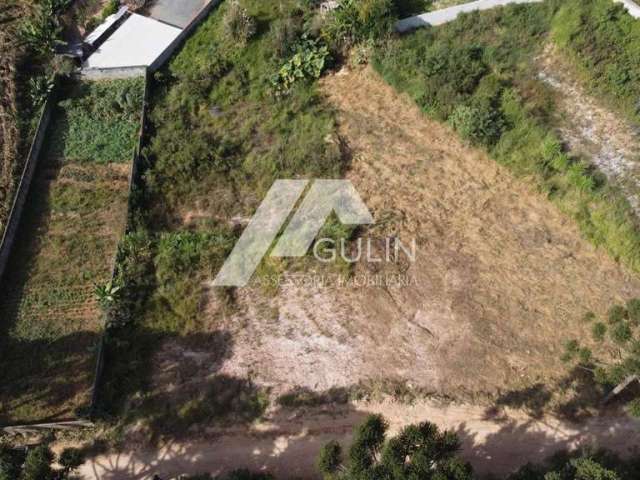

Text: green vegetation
xmin=318 ymin=414 xmax=473 ymax=480
xmin=0 ymin=444 xmax=83 ymax=480
xmin=0 ymin=78 xmax=142 ymax=423
xmin=373 ymin=1 xmax=640 ymax=275
xmin=19 ymin=0 xmax=71 ymax=57
xmin=99 ymin=0 xmax=348 ymax=434
xmin=322 ymin=0 xmax=398 ymax=49
xmin=129 ymin=0 xmax=347 ymax=310
xmin=0 ymin=0 xmax=73 ymax=238
xmin=563 ymin=300 xmax=640 ymax=416
xmin=271 ymin=35 xmax=330 ymax=94
xmin=551 ymin=0 xmax=640 ymax=124
xmin=315 ymin=415 xmax=639 ymax=480
xmin=50 ymin=79 xmax=144 ymax=164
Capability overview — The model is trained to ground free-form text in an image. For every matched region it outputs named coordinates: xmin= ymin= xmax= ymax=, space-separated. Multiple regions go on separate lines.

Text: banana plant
xmin=94 ymin=280 xmax=121 ymax=310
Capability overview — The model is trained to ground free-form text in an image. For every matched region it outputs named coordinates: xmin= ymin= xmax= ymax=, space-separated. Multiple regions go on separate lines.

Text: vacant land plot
xmin=0 ymin=78 xmax=142 ymax=424
xmin=97 ymin=0 xmax=640 ymax=444
xmin=204 ymin=66 xmax=640 ymax=403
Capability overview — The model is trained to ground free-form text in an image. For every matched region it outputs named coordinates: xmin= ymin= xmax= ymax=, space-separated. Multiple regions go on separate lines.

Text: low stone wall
xmin=0 ymin=84 xmax=57 ymax=285
xmin=81 ymin=65 xmax=147 ymax=80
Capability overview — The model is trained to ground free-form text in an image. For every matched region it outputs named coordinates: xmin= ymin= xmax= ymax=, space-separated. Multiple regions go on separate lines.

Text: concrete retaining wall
xmin=81 ymin=65 xmax=147 ymax=80
xmin=0 ymin=85 xmax=57 ymax=286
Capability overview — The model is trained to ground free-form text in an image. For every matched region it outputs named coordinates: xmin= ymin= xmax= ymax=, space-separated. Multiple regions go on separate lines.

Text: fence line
xmin=88 ymin=69 xmax=150 ymax=418
xmin=0 ymin=83 xmax=57 ymax=286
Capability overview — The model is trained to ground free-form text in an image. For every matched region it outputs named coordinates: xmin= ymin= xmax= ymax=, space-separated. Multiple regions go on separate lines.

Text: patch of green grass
xmin=146 ymin=0 xmax=343 ymax=212
xmin=49 ymin=78 xmax=144 ymax=164
xmin=373 ymin=1 xmax=640 ymax=274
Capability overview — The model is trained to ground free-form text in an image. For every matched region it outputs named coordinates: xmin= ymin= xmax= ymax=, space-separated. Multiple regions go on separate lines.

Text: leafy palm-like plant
xmin=94 ymin=280 xmax=121 ymax=310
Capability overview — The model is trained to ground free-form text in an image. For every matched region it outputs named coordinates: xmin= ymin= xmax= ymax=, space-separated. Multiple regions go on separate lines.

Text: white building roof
xmin=83 ymin=13 xmax=181 ymax=69
xmin=84 ymin=6 xmax=129 ymax=46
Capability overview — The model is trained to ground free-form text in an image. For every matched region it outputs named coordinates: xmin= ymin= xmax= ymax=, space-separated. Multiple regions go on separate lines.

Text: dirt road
xmin=78 ymin=399 xmax=640 ymax=479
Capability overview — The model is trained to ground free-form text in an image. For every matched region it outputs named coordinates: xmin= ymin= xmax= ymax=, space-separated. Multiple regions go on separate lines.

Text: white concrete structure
xmin=616 ymin=0 xmax=640 ymax=18
xmin=396 ymin=0 xmax=543 ymax=32
xmin=83 ymin=13 xmax=181 ymax=70
xmin=84 ymin=6 xmax=129 ymax=46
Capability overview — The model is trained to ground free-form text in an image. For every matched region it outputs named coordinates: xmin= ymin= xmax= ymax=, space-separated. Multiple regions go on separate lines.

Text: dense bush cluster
xmin=315 ymin=414 xmax=637 ymax=480
xmin=0 ymin=444 xmax=83 ymax=480
xmin=318 ymin=414 xmax=473 ymax=480
xmin=322 ymin=0 xmax=398 ymax=49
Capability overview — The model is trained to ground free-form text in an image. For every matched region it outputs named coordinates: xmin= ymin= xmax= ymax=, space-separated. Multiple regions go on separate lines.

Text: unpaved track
xmin=78 ymin=399 xmax=640 ymax=479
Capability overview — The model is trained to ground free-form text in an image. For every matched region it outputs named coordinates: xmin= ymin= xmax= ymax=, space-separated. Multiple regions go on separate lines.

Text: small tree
xmin=21 ymin=445 xmax=54 ymax=480
xmin=318 ymin=414 xmax=473 ymax=480
xmin=58 ymin=448 xmax=85 ymax=474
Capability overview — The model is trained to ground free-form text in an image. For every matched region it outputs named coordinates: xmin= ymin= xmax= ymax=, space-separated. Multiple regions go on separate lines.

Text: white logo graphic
xmin=213 ymin=180 xmax=373 ymax=287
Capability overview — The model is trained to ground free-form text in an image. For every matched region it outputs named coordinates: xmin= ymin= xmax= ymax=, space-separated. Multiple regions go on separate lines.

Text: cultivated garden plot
xmin=0 ymin=78 xmax=143 ymax=424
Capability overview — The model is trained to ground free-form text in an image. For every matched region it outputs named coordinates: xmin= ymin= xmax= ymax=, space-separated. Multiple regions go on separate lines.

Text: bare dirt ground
xmin=157 ymin=66 xmax=640 ymax=404
xmin=537 ymin=44 xmax=640 ymax=214
xmin=77 ymin=398 xmax=640 ymax=479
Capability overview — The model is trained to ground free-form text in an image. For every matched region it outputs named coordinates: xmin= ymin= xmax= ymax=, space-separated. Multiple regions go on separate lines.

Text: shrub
xmin=628 ymin=398 xmax=640 ymax=418
xmin=318 ymin=440 xmax=343 ymax=476
xmin=271 ymin=35 xmax=330 ymax=95
xmin=269 ymin=17 xmax=303 ymax=58
xmin=101 ymin=0 xmax=119 ymax=19
xmin=611 ymin=321 xmax=633 ymax=345
xmin=627 ymin=298 xmax=640 ymax=325
xmin=592 ymin=322 xmax=607 ymax=342
xmin=448 ymin=100 xmax=505 ymax=146
xmin=58 ymin=448 xmax=84 ymax=473
xmin=21 ymin=446 xmax=54 ymax=480
xmin=323 ymin=0 xmax=396 ymax=49
xmin=223 ymin=0 xmax=257 ymax=45
xmin=608 ymin=305 xmax=627 ymax=324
